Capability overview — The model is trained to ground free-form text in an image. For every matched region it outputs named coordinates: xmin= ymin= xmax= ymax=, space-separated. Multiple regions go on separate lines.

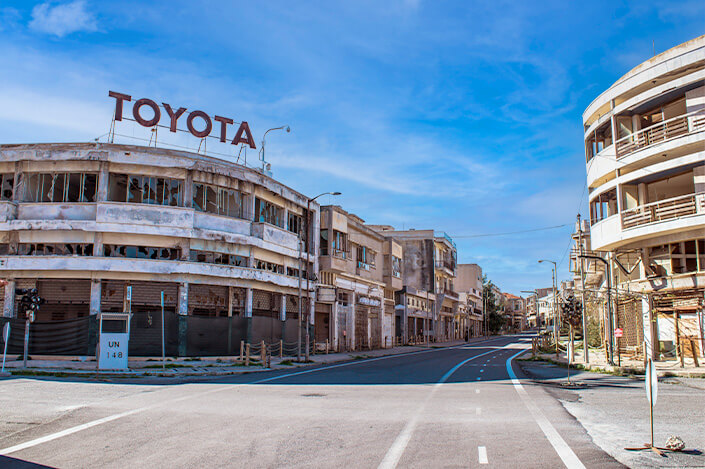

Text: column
xmin=177 ymin=282 xmax=188 ymax=357
xmin=89 ymin=280 xmax=101 ymax=315
xmin=96 ymin=162 xmax=109 ymax=202
xmin=3 ymin=279 xmax=15 ymax=318
xmin=331 ymin=300 xmax=338 ymax=351
xmin=280 ymin=294 xmax=287 ymax=321
xmin=183 ymin=171 xmax=193 ymax=208
xmin=402 ymin=293 xmax=408 ymax=344
xmin=245 ymin=287 xmax=253 ymax=345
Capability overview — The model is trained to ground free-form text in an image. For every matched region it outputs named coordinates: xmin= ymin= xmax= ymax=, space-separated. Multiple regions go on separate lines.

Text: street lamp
xmin=578 ymin=254 xmax=615 ymax=365
xmin=260 ymin=125 xmax=290 ymax=172
xmin=538 ymin=259 xmax=559 ymax=349
xmin=297 ymin=191 xmax=341 ymax=362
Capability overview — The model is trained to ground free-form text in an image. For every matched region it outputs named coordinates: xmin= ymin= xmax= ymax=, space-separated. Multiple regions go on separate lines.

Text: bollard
xmin=280 ymin=339 xmax=283 ymax=359
xmin=240 ymin=340 xmax=244 ymax=361
xmin=326 ymin=339 xmax=329 ymax=354
xmin=261 ymin=340 xmax=266 ymax=364
xmin=245 ymin=343 xmax=250 ymax=366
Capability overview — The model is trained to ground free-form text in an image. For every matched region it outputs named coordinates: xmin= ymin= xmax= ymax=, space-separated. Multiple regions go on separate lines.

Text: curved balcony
xmin=622 ymin=192 xmax=705 ymax=229
xmin=615 ymin=109 xmax=705 ymax=159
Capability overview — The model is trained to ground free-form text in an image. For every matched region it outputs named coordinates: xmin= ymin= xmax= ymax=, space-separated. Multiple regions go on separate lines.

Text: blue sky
xmin=0 ymin=1 xmax=703 ymax=295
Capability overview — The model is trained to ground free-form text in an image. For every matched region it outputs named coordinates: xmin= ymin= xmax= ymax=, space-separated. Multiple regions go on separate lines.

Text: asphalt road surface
xmin=0 ymin=334 xmax=622 ymax=468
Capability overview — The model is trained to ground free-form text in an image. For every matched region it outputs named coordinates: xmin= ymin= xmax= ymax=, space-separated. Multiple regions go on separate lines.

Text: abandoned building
xmin=579 ymin=34 xmax=705 ymax=362
xmin=0 ymin=142 xmax=319 ymax=356
xmin=316 ymin=206 xmax=401 ymax=350
xmin=455 ymin=263 xmax=484 ymax=338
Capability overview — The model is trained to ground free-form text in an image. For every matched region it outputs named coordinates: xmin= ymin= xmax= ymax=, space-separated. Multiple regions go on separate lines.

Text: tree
xmin=482 ymin=276 xmax=504 ymax=334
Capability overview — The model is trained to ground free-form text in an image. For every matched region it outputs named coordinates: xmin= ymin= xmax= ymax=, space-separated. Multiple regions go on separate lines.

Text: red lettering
xmin=133 ymin=98 xmax=161 ymax=127
xmin=187 ymin=110 xmax=212 ymax=138
xmin=213 ymin=115 xmax=233 ymax=143
xmin=232 ymin=121 xmax=256 ymax=149
xmin=108 ymin=91 xmax=131 ymax=121
xmin=163 ymin=103 xmax=187 ymax=132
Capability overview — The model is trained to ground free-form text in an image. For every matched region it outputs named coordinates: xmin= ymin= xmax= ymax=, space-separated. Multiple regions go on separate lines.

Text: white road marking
xmin=506 ymin=348 xmax=586 ymax=469
xmin=378 ymin=345 xmax=509 ymax=469
xmin=2 ymin=338 xmax=511 ymax=457
xmin=475 ymin=389 xmax=480 ymax=394
xmin=476 ymin=377 xmax=481 ymax=380
xmin=476 ymin=407 xmax=481 ymax=416
xmin=478 ymin=446 xmax=488 ymax=464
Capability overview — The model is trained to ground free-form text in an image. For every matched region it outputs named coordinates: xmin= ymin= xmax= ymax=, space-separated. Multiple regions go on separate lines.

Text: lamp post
xmin=578 ymin=254 xmax=615 ymax=365
xmin=260 ymin=125 xmax=290 ymax=172
xmin=538 ymin=260 xmax=558 ymax=350
xmin=297 ymin=191 xmax=341 ymax=362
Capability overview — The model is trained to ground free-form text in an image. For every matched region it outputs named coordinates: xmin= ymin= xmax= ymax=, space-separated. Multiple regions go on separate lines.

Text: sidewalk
xmin=535 ymin=346 xmax=705 ymax=378
xmin=0 ymin=338 xmax=477 ymax=378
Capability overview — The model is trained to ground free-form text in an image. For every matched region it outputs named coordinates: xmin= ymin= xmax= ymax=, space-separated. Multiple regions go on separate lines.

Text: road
xmin=0 ymin=334 xmax=621 ymax=468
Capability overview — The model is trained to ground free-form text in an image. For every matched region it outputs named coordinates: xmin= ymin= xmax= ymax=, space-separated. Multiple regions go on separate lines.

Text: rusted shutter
xmin=101 ymin=280 xmax=125 ymax=311
xmin=36 ymin=279 xmax=91 ymax=321
xmin=188 ymin=284 xmax=228 ymax=316
xmin=129 ymin=281 xmax=178 ymax=307
xmin=616 ymin=299 xmax=642 ymax=349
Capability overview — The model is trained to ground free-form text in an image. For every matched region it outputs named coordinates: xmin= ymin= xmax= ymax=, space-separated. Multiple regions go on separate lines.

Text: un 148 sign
xmin=99 ymin=333 xmax=129 ymax=370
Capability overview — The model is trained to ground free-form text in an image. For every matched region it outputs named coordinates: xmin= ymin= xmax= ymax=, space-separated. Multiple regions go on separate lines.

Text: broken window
xmin=356 ymin=245 xmax=376 ymax=268
xmin=193 ymin=182 xmax=243 ymax=218
xmin=25 ymin=173 xmax=97 ymax=203
xmin=18 ymin=243 xmax=94 ymax=256
xmin=254 ymin=197 xmax=284 ymax=228
xmin=254 ymin=259 xmax=284 ymax=274
xmin=0 ymin=174 xmax=14 ymax=201
xmin=320 ymin=229 xmax=329 ymax=256
xmin=112 ymin=174 xmax=183 ymax=206
xmin=589 ymin=188 xmax=618 ymax=225
xmin=104 ymin=244 xmax=180 ymax=260
xmin=286 ymin=266 xmax=302 ymax=278
xmin=189 ymin=249 xmax=247 ymax=267
xmin=392 ymin=255 xmax=402 ymax=278
xmin=332 ymin=230 xmax=348 ymax=258
xmin=648 ymin=238 xmax=704 ymax=276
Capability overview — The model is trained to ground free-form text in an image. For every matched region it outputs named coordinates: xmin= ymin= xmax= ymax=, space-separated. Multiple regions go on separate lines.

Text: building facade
xmin=456 ymin=263 xmax=484 ymax=337
xmin=0 ymin=142 xmax=319 ymax=356
xmin=582 ymin=35 xmax=705 ymax=361
xmin=317 ymin=206 xmax=400 ymax=350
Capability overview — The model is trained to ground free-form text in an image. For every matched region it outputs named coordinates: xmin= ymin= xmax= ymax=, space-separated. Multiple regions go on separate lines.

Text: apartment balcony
xmin=437 ymin=288 xmax=459 ymax=301
xmin=332 ymin=248 xmax=351 ymax=260
xmin=434 ymin=259 xmax=456 ymax=275
xmin=621 ymin=192 xmax=705 ymax=229
xmin=615 ymin=109 xmax=705 ymax=159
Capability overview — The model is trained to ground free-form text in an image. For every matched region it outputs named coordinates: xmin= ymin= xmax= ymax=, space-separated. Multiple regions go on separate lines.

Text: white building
xmin=582 ymin=35 xmax=705 ymax=361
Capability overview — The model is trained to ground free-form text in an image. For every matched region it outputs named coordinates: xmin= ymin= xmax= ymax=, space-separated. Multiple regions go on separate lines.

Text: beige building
xmin=503 ymin=293 xmax=526 ymax=331
xmin=456 ymin=263 xmax=484 ymax=337
xmin=0 ymin=142 xmax=319 ymax=356
xmin=317 ymin=206 xmax=401 ymax=350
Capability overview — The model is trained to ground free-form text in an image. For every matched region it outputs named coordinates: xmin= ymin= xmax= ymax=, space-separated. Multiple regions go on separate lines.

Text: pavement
xmin=0 ymin=333 xmax=700 ymax=468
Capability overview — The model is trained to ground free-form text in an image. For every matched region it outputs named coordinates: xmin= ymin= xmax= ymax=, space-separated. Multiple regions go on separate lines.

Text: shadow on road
xmin=0 ymin=455 xmax=54 ymax=468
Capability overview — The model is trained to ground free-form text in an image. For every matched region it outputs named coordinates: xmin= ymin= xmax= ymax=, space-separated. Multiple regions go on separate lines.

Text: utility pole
xmin=577 ymin=214 xmax=589 ymax=363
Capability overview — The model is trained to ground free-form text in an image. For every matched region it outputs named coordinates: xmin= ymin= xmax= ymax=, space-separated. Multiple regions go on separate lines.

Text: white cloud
xmin=29 ymin=1 xmax=97 ymax=38
xmin=0 ymin=7 xmax=22 ymax=32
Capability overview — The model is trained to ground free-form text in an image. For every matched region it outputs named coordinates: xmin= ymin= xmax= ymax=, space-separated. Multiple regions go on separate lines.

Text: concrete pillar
xmin=245 ymin=287 xmax=253 ymax=344
xmin=97 ymin=162 xmax=109 ymax=202
xmin=183 ymin=171 xmax=193 ymax=208
xmin=331 ymin=301 xmax=338 ymax=351
xmin=93 ymin=233 xmax=104 ymax=257
xmin=12 ymin=162 xmax=22 ymax=203
xmin=402 ymin=293 xmax=408 ymax=344
xmin=89 ymin=280 xmax=101 ymax=315
xmin=3 ymin=279 xmax=15 ymax=318
xmin=350 ymin=302 xmax=356 ymax=350
xmin=177 ymin=282 xmax=188 ymax=357
xmin=280 ymin=294 xmax=287 ymax=321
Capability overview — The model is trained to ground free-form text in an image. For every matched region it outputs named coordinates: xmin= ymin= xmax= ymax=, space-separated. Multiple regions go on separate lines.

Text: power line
xmin=451 ymin=223 xmax=572 ymax=239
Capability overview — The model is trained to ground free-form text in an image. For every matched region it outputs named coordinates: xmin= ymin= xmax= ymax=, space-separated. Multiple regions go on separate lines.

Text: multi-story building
xmin=536 ymin=287 xmax=556 ymax=329
xmin=456 ymin=263 xmax=484 ymax=337
xmin=317 ymin=206 xmax=399 ymax=350
xmin=368 ymin=227 xmax=459 ymax=342
xmin=0 ymin=142 xmax=319 ymax=356
xmin=503 ymin=293 xmax=526 ymax=331
xmin=525 ymin=295 xmax=538 ymax=328
xmin=582 ymin=35 xmax=705 ymax=361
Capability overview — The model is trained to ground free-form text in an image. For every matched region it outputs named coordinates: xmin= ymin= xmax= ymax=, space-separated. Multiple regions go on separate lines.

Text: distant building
xmin=456 ymin=263 xmax=484 ymax=337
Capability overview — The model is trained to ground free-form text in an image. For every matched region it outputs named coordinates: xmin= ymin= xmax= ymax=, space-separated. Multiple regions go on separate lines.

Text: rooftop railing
xmin=615 ymin=108 xmax=705 ymax=159
xmin=621 ymin=192 xmax=704 ymax=229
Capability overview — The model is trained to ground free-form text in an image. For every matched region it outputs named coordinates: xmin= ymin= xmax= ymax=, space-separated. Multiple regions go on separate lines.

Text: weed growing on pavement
xmin=279 ymin=360 xmax=295 ymax=366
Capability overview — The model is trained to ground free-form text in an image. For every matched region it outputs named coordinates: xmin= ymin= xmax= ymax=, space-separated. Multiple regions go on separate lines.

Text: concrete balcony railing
xmin=615 ymin=109 xmax=705 ymax=159
xmin=434 ymin=259 xmax=456 ymax=272
xmin=332 ymin=248 xmax=351 ymax=260
xmin=621 ymin=192 xmax=705 ymax=229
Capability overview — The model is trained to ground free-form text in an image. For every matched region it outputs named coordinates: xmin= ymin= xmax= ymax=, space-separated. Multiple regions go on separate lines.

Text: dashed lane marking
xmin=478 ymin=446 xmax=488 ymax=464
xmin=506 ymin=348 xmax=586 ymax=469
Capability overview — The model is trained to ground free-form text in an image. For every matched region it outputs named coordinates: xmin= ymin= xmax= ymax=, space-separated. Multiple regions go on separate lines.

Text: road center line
xmin=378 ymin=345 xmax=508 ymax=469
xmin=506 ymin=348 xmax=586 ymax=469
xmin=1 ymin=337 xmax=511 ymax=456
